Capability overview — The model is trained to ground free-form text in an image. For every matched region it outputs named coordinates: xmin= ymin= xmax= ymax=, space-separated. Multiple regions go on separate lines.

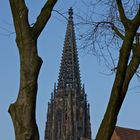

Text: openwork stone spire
xmin=57 ymin=7 xmax=81 ymax=93
xmin=45 ymin=8 xmax=91 ymax=140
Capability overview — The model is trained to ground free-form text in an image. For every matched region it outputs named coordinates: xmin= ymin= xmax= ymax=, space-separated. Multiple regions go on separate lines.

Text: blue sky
xmin=0 ymin=1 xmax=140 ymax=140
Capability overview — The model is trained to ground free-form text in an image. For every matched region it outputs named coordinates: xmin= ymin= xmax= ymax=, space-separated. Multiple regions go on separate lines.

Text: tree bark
xmin=8 ymin=0 xmax=57 ymax=140
xmin=8 ymin=38 xmax=42 ymax=140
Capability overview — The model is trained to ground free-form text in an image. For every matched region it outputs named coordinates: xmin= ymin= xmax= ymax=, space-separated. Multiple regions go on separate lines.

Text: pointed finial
xmin=68 ymin=7 xmax=73 ymax=20
xmin=88 ymin=103 xmax=90 ymax=109
xmin=54 ymin=82 xmax=56 ymax=93
xmin=87 ymin=103 xmax=90 ymax=115
xmin=82 ymin=84 xmax=85 ymax=94
xmin=51 ymin=92 xmax=54 ymax=100
xmin=85 ymin=93 xmax=87 ymax=101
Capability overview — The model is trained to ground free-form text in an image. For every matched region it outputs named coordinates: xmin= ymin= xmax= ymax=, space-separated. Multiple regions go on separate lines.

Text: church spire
xmin=57 ymin=7 xmax=81 ymax=93
xmin=45 ymin=8 xmax=92 ymax=140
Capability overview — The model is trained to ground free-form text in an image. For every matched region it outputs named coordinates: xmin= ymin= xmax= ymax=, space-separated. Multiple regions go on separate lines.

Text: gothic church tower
xmin=45 ymin=8 xmax=91 ymax=140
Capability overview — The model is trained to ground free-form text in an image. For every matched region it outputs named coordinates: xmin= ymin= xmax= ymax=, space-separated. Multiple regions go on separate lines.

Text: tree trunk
xmin=8 ymin=38 xmax=42 ymax=140
xmin=96 ymin=32 xmax=140 ymax=140
xmin=95 ymin=1 xmax=140 ymax=139
xmin=95 ymin=35 xmax=131 ymax=140
xmin=8 ymin=0 xmax=57 ymax=139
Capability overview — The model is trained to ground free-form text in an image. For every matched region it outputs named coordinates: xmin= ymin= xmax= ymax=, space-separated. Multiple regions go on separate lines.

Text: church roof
xmin=111 ymin=126 xmax=140 ymax=140
xmin=57 ymin=7 xmax=81 ymax=92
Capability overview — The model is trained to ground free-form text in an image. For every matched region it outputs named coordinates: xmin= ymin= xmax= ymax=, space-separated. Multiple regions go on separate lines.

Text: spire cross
xmin=68 ymin=7 xmax=73 ymax=20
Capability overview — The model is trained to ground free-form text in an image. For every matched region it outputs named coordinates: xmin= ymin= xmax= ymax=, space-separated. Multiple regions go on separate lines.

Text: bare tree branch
xmin=121 ymin=43 xmax=140 ymax=98
xmin=116 ymin=0 xmax=131 ymax=28
xmin=32 ymin=0 xmax=57 ymax=39
xmin=94 ymin=21 xmax=125 ymax=40
xmin=53 ymin=9 xmax=67 ymax=20
xmin=132 ymin=4 xmax=140 ymax=30
xmin=9 ymin=0 xmax=29 ymax=38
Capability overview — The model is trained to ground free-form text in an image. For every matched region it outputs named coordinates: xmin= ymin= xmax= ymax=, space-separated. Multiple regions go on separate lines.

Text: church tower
xmin=45 ymin=8 xmax=91 ymax=140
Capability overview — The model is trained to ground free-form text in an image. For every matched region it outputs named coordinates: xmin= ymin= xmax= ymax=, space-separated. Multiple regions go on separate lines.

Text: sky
xmin=0 ymin=1 xmax=140 ymax=140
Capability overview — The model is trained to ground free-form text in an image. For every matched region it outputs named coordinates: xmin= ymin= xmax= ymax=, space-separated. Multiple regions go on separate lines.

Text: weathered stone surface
xmin=80 ymin=137 xmax=91 ymax=140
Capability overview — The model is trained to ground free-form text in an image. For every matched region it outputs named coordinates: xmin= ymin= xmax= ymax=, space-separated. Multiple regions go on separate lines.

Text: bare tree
xmin=76 ymin=0 xmax=140 ymax=140
xmin=8 ymin=0 xmax=57 ymax=140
